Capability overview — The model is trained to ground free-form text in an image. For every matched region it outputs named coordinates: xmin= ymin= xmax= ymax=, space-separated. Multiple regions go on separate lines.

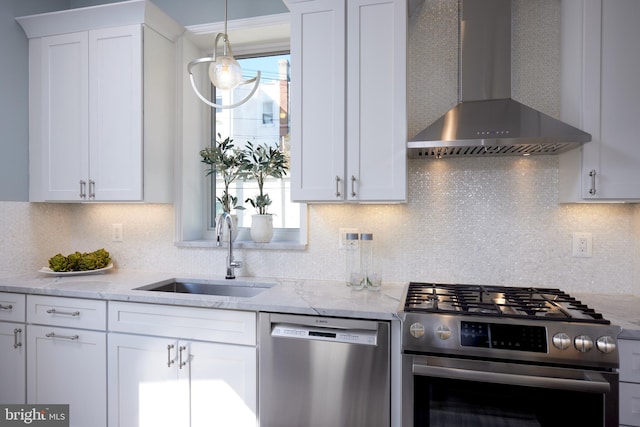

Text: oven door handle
xmin=412 ymin=362 xmax=610 ymax=394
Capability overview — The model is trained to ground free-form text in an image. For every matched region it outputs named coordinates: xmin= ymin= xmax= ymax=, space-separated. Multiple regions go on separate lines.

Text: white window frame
xmin=175 ymin=13 xmax=308 ymax=249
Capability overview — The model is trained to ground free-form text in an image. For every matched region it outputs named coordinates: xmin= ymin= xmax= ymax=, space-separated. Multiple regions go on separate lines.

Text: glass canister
xmin=360 ymin=233 xmax=381 ymax=290
xmin=345 ymin=233 xmax=364 ymax=289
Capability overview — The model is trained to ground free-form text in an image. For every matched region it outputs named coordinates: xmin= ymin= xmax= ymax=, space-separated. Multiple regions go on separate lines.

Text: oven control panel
xmin=402 ymin=312 xmax=621 ymax=369
xmin=460 ymin=321 xmax=547 ymax=353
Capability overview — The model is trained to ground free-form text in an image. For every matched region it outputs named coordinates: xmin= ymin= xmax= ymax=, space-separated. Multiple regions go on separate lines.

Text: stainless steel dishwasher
xmin=259 ymin=313 xmax=390 ymax=427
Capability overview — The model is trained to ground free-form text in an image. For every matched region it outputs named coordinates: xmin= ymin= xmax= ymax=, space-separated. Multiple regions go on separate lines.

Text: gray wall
xmin=70 ymin=0 xmax=288 ymax=26
xmin=0 ymin=0 xmax=69 ymax=201
xmin=0 ymin=0 xmax=286 ymax=201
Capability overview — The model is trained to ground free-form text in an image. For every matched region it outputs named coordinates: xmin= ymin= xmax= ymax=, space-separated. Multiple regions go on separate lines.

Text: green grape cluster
xmin=48 ymin=249 xmax=111 ymax=272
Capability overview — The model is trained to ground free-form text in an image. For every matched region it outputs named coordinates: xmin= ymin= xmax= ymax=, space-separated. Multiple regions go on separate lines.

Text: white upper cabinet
xmin=559 ymin=0 xmax=640 ymax=202
xmin=288 ymin=0 xmax=407 ymax=202
xmin=18 ymin=1 xmax=183 ymax=202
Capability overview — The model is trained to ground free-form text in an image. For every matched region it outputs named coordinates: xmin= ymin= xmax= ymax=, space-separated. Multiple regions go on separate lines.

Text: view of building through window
xmin=211 ymin=53 xmax=300 ymax=231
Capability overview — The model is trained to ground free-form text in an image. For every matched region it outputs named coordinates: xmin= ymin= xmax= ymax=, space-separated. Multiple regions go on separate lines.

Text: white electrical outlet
xmin=112 ymin=223 xmax=124 ymax=242
xmin=339 ymin=227 xmax=358 ymax=249
xmin=572 ymin=232 xmax=592 ymax=258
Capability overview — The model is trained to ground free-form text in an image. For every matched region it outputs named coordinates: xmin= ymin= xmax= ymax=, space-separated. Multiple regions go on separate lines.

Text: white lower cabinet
xmin=26 ymin=295 xmax=107 ymax=427
xmin=620 ymin=338 xmax=640 ymax=426
xmin=0 ymin=292 xmax=26 ymax=404
xmin=107 ymin=302 xmax=257 ymax=427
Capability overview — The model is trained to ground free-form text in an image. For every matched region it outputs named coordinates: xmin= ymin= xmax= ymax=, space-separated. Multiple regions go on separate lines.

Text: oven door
xmin=403 ymin=354 xmax=618 ymax=427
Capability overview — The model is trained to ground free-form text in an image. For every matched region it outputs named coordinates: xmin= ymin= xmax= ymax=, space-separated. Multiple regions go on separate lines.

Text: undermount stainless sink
xmin=135 ymin=279 xmax=276 ymax=298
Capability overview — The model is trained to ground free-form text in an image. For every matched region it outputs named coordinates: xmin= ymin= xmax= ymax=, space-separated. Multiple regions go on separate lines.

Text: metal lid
xmin=345 ymin=233 xmax=359 ymax=240
xmin=360 ymin=233 xmax=373 ymax=240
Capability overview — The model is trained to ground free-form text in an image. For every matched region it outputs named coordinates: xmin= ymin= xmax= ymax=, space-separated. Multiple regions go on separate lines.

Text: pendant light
xmin=187 ymin=0 xmax=261 ymax=109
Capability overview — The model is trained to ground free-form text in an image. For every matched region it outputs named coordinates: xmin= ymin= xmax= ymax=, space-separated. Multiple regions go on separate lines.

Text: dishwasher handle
xmin=271 ymin=323 xmax=378 ymax=346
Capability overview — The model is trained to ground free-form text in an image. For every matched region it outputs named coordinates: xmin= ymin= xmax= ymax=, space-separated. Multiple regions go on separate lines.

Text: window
xmin=262 ymin=100 xmax=274 ymax=125
xmin=208 ymin=53 xmax=302 ymax=240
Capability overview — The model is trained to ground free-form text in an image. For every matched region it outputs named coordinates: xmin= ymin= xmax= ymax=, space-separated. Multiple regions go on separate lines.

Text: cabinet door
xmin=89 ymin=25 xmax=143 ymax=201
xmin=188 ymin=341 xmax=257 ymax=427
xmin=27 ymin=324 xmax=106 ymax=427
xmin=290 ymin=0 xmax=347 ymax=202
xmin=559 ymin=0 xmax=640 ymax=201
xmin=108 ymin=333 xmax=187 ymax=427
xmin=595 ymin=0 xmax=640 ymax=199
xmin=346 ymin=0 xmax=407 ymax=202
xmin=0 ymin=322 xmax=26 ymax=404
xmin=35 ymin=32 xmax=89 ymax=201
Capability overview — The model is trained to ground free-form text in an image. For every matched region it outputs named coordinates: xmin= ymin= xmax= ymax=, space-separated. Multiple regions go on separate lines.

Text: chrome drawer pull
xmin=351 ymin=175 xmax=357 ymax=197
xmin=88 ymin=179 xmax=96 ymax=199
xmin=0 ymin=304 xmax=13 ymax=311
xmin=46 ymin=308 xmax=80 ymax=317
xmin=167 ymin=344 xmax=175 ymax=367
xmin=45 ymin=332 xmax=79 ymax=341
xmin=179 ymin=345 xmax=188 ymax=369
xmin=588 ymin=169 xmax=597 ymax=195
xmin=13 ymin=328 xmax=22 ymax=349
xmin=80 ymin=180 xmax=87 ymax=199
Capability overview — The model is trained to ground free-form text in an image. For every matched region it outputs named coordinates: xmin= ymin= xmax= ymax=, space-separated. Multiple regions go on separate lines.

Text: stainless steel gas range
xmin=400 ymin=282 xmax=621 ymax=427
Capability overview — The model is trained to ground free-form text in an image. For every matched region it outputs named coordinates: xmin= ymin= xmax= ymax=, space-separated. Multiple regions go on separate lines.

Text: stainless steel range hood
xmin=408 ymin=0 xmax=591 ymax=158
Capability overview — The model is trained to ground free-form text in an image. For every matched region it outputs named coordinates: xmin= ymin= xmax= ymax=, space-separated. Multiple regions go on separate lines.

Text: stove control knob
xmin=574 ymin=335 xmax=594 ymax=353
xmin=409 ymin=323 xmax=425 ymax=339
xmin=595 ymin=336 xmax=616 ymax=354
xmin=552 ymin=333 xmax=571 ymax=350
xmin=435 ymin=325 xmax=452 ymax=340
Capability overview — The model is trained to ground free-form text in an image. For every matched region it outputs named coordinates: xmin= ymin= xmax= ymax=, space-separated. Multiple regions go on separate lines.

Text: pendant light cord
xmin=222 ymin=0 xmax=229 ymax=55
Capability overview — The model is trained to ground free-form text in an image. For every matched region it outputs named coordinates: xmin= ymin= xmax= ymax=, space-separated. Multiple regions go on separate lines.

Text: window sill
xmin=175 ymin=239 xmax=306 ymax=251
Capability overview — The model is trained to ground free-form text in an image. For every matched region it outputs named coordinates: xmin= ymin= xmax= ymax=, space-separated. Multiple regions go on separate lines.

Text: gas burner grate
xmin=404 ymin=282 xmax=609 ymax=324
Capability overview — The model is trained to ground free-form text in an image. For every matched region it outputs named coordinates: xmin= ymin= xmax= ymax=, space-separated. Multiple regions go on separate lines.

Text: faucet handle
xmin=230 ymin=260 xmax=243 ymax=268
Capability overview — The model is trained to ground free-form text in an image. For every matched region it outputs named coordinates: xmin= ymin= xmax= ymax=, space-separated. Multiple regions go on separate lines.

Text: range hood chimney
xmin=408 ymin=0 xmax=590 ymax=158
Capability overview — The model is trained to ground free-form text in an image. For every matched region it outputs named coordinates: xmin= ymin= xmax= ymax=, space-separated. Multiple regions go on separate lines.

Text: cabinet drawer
xmin=27 ymin=295 xmax=106 ymax=330
xmin=621 ymin=382 xmax=640 ymax=427
xmin=0 ymin=293 xmax=26 ymax=323
xmin=108 ymin=301 xmax=256 ymax=346
xmin=621 ymin=339 xmax=640 ymax=383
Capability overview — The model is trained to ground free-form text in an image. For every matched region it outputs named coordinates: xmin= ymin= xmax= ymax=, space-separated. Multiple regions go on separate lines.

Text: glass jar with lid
xmin=345 ymin=233 xmax=364 ymax=289
xmin=361 ymin=233 xmax=381 ymax=290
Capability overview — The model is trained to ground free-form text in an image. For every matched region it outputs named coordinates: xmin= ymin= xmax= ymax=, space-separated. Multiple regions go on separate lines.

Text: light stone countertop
xmin=0 ymin=269 xmax=406 ymax=322
xmin=574 ymin=293 xmax=640 ymax=340
xmin=1 ymin=270 xmax=637 ymax=337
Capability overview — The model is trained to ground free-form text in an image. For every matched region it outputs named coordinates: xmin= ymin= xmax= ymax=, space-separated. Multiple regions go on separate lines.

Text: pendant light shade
xmin=187 ymin=1 xmax=260 ymax=109
xmin=209 ymin=54 xmax=242 ymax=90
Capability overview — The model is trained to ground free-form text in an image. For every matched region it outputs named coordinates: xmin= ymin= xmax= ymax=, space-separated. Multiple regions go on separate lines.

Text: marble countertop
xmin=0 ymin=270 xmax=637 ymax=338
xmin=0 ymin=269 xmax=406 ymax=322
xmin=574 ymin=293 xmax=640 ymax=340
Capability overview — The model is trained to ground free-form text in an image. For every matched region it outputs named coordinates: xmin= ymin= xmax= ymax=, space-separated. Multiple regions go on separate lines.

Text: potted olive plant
xmin=200 ymin=134 xmax=250 ymax=241
xmin=244 ymin=141 xmax=289 ymax=243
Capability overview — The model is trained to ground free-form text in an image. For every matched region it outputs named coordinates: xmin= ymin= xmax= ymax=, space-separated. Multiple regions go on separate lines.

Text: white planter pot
xmin=250 ymin=214 xmax=274 ymax=243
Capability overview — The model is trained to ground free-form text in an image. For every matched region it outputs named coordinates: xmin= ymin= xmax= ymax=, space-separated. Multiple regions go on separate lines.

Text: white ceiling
xmin=185 ymin=13 xmax=290 ymax=56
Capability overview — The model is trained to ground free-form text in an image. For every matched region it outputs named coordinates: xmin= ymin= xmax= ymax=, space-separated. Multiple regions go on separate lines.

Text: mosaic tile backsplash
xmin=0 ymin=0 xmax=638 ymax=295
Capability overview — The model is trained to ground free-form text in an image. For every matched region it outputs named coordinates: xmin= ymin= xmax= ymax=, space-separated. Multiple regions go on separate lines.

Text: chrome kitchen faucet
xmin=216 ymin=212 xmax=242 ymax=279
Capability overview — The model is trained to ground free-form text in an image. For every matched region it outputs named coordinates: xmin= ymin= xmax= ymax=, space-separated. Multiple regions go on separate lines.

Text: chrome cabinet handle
xmin=46 ymin=308 xmax=80 ymax=317
xmin=167 ymin=344 xmax=175 ymax=367
xmin=0 ymin=304 xmax=13 ymax=311
xmin=45 ymin=332 xmax=79 ymax=341
xmin=88 ymin=179 xmax=96 ymax=199
xmin=335 ymin=176 xmax=341 ymax=197
xmin=179 ymin=345 xmax=188 ymax=369
xmin=80 ymin=180 xmax=87 ymax=199
xmin=351 ymin=175 xmax=357 ymax=197
xmin=13 ymin=328 xmax=22 ymax=349
xmin=588 ymin=170 xmax=597 ymax=195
